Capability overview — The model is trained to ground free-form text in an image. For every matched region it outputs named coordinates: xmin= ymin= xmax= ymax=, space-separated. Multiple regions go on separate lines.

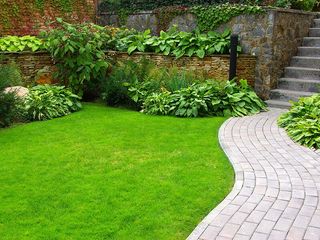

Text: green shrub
xmin=278 ymin=94 xmax=320 ymax=149
xmin=0 ymin=92 xmax=21 ymax=128
xmin=142 ymin=92 xmax=173 ymax=115
xmin=101 ymin=59 xmax=161 ymax=107
xmin=160 ymin=67 xmax=203 ymax=92
xmin=291 ymin=0 xmax=317 ymax=11
xmin=0 ymin=63 xmax=24 ymax=128
xmin=24 ymin=85 xmax=82 ymax=121
xmin=0 ymin=36 xmax=45 ymax=52
xmin=115 ymin=27 xmax=240 ymax=58
xmin=43 ymin=18 xmax=112 ymax=96
xmin=142 ymin=80 xmax=266 ymax=117
xmin=0 ymin=62 xmax=23 ymax=89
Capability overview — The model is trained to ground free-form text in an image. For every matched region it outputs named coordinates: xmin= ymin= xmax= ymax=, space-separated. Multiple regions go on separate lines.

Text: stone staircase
xmin=266 ymin=18 xmax=320 ymax=109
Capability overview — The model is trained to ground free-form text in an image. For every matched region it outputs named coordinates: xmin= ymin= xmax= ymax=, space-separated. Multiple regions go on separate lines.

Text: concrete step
xmin=309 ymin=28 xmax=320 ymax=37
xmin=278 ymin=78 xmax=320 ymax=92
xmin=298 ymin=47 xmax=320 ymax=56
xmin=303 ymin=37 xmax=320 ymax=47
xmin=285 ymin=67 xmax=320 ymax=80
xmin=269 ymin=89 xmax=314 ymax=102
xmin=314 ymin=19 xmax=320 ymax=28
xmin=291 ymin=56 xmax=320 ymax=68
xmin=265 ymin=100 xmax=291 ymax=109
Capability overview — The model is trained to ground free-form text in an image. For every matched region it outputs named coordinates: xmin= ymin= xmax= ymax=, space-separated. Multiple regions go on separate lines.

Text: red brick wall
xmin=0 ymin=0 xmax=96 ymax=36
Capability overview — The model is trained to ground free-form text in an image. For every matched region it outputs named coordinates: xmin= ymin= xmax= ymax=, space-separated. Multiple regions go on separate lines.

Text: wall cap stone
xmin=264 ymin=7 xmax=319 ymax=16
xmin=1 ymin=50 xmax=257 ymax=59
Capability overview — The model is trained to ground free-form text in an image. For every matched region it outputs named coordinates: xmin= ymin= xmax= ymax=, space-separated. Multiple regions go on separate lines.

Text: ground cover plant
xmin=278 ymin=94 xmax=320 ymax=149
xmin=0 ymin=103 xmax=234 ymax=239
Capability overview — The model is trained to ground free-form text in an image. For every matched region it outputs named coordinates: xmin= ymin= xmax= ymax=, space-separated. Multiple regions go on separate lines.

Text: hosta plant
xmin=142 ymin=80 xmax=267 ymax=117
xmin=278 ymin=94 xmax=320 ymax=149
xmin=0 ymin=36 xmax=45 ymax=52
xmin=24 ymin=85 xmax=82 ymax=121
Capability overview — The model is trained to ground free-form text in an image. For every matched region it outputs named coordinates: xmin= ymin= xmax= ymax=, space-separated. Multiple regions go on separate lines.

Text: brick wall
xmin=0 ymin=51 xmax=256 ymax=87
xmin=0 ymin=0 xmax=96 ymax=36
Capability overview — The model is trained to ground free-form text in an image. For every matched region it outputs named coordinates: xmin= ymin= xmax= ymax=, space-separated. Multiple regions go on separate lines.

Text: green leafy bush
xmin=142 ymin=92 xmax=173 ymax=115
xmin=0 ymin=36 xmax=45 ymax=52
xmin=43 ymin=18 xmax=112 ymax=96
xmin=101 ymin=59 xmax=160 ymax=107
xmin=115 ymin=27 xmax=238 ymax=58
xmin=0 ymin=63 xmax=24 ymax=128
xmin=0 ymin=62 xmax=23 ymax=89
xmin=291 ymin=0 xmax=317 ymax=11
xmin=0 ymin=91 xmax=20 ymax=128
xmin=24 ymin=85 xmax=82 ymax=121
xmin=142 ymin=80 xmax=267 ymax=117
xmin=278 ymin=94 xmax=320 ymax=149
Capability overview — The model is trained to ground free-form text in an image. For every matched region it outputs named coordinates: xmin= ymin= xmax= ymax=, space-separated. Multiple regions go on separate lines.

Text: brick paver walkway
xmin=188 ymin=109 xmax=320 ymax=240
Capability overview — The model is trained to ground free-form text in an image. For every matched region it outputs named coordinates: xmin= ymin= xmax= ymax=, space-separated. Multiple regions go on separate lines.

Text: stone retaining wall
xmin=98 ymin=8 xmax=317 ymax=99
xmin=0 ymin=51 xmax=256 ymax=87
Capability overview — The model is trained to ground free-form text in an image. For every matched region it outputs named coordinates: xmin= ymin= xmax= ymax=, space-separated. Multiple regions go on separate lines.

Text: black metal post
xmin=229 ymin=34 xmax=238 ymax=80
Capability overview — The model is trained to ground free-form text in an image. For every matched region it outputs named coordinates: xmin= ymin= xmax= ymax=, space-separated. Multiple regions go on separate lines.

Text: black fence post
xmin=229 ymin=34 xmax=238 ymax=81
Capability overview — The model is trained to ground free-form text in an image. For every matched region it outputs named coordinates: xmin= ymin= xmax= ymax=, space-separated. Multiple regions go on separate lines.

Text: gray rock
xmin=4 ymin=86 xmax=29 ymax=98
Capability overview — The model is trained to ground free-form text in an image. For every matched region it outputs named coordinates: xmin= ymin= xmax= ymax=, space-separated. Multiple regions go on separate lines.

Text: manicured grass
xmin=0 ymin=103 xmax=234 ymax=240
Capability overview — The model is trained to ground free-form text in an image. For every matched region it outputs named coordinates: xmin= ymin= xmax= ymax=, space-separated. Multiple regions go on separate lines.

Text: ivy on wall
xmin=0 ymin=0 xmax=94 ymax=36
xmin=154 ymin=6 xmax=187 ymax=33
xmin=191 ymin=3 xmax=265 ymax=31
xmin=98 ymin=0 xmax=226 ymax=12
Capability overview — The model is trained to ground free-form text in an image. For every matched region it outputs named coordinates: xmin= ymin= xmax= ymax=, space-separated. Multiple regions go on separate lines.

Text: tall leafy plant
xmin=43 ymin=18 xmax=112 ymax=96
xmin=0 ymin=63 xmax=24 ymax=128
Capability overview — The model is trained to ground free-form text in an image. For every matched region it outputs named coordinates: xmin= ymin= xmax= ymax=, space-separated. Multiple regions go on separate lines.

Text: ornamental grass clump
xmin=278 ymin=94 xmax=320 ymax=149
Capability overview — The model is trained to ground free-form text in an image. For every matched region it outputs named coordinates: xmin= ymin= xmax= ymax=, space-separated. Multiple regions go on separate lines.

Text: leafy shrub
xmin=43 ymin=18 xmax=112 ymax=96
xmin=101 ymin=59 xmax=160 ymax=107
xmin=0 ymin=91 xmax=20 ymax=128
xmin=291 ymin=0 xmax=317 ymax=11
xmin=24 ymin=85 xmax=82 ymax=121
xmin=142 ymin=92 xmax=173 ymax=115
xmin=0 ymin=63 xmax=24 ymax=128
xmin=278 ymin=94 xmax=320 ymax=149
xmin=142 ymin=80 xmax=267 ymax=117
xmin=0 ymin=36 xmax=45 ymax=52
xmin=0 ymin=62 xmax=23 ymax=89
xmin=115 ymin=27 xmax=239 ymax=58
xmin=160 ymin=67 xmax=203 ymax=92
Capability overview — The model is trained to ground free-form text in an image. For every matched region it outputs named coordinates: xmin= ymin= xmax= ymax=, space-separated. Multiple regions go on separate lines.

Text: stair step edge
xmin=270 ymin=89 xmax=315 ymax=95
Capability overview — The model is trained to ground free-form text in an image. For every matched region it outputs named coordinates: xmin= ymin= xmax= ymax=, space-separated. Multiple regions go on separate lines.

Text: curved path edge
xmin=187 ymin=109 xmax=320 ymax=240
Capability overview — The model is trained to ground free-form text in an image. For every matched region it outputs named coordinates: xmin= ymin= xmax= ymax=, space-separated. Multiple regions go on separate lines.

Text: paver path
xmin=188 ymin=109 xmax=320 ymax=240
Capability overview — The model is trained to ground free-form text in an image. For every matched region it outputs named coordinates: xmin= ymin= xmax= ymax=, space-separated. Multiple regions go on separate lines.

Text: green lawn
xmin=0 ymin=103 xmax=234 ymax=240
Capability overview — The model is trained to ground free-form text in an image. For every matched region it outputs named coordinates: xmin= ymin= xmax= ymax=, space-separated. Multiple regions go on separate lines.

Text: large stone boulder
xmin=3 ymin=86 xmax=29 ymax=98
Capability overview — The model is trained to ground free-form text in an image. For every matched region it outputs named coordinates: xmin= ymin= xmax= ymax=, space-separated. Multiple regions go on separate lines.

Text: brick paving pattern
xmin=188 ymin=109 xmax=320 ymax=240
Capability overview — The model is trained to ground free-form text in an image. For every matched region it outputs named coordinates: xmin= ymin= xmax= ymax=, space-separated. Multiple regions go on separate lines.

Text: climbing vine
xmin=154 ymin=6 xmax=187 ymax=32
xmin=0 ymin=0 xmax=94 ymax=36
xmin=191 ymin=3 xmax=265 ymax=32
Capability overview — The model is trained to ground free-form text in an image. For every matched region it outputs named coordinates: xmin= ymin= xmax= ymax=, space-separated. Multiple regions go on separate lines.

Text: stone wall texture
xmin=98 ymin=9 xmax=317 ymax=99
xmin=217 ymin=9 xmax=316 ymax=99
xmin=0 ymin=51 xmax=256 ymax=87
xmin=0 ymin=0 xmax=96 ymax=36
